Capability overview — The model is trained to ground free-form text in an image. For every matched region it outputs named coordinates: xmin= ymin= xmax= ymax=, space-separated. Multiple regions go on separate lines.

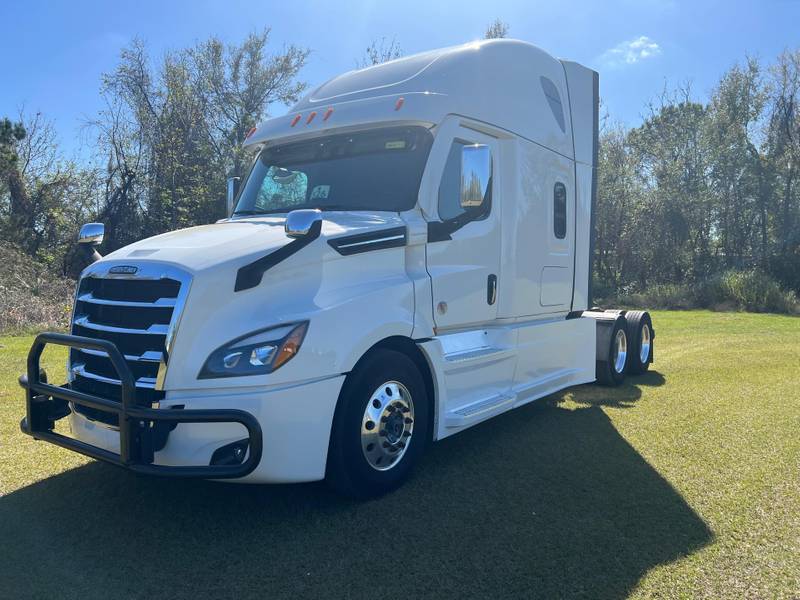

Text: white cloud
xmin=600 ymin=36 xmax=662 ymax=68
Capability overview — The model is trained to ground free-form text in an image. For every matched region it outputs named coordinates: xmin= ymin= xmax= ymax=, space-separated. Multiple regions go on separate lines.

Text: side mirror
xmin=226 ymin=176 xmax=241 ymax=216
xmin=78 ymin=222 xmax=104 ymax=264
xmin=78 ymin=222 xmax=104 ymax=246
xmin=285 ymin=209 xmax=322 ymax=239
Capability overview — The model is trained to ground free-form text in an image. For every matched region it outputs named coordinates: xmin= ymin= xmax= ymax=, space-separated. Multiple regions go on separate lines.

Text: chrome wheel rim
xmin=639 ymin=324 xmax=651 ymax=364
xmin=361 ymin=381 xmax=414 ymax=471
xmin=613 ymin=329 xmax=627 ymax=374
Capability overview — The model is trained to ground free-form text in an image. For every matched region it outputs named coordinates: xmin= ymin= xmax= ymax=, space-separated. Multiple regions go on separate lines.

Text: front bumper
xmin=19 ymin=332 xmax=263 ymax=479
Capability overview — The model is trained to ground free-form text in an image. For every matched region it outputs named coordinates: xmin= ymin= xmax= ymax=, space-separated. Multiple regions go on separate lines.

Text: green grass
xmin=1 ymin=311 xmax=798 ymax=599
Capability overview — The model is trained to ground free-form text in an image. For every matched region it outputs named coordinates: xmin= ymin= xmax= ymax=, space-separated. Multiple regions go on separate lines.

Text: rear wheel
xmin=625 ymin=310 xmax=654 ymax=375
xmin=326 ymin=349 xmax=429 ymax=498
xmin=596 ymin=317 xmax=628 ymax=386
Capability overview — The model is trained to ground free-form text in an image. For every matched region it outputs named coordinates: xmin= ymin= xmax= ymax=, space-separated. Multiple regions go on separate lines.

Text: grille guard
xmin=19 ymin=332 xmax=263 ymax=479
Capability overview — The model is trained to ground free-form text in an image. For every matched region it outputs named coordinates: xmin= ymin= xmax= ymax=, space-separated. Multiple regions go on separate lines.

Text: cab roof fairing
xmin=243 ymin=39 xmax=582 ymax=159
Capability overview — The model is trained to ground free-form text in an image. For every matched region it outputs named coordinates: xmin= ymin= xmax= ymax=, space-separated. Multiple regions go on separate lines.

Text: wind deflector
xmin=234 ymin=219 xmax=322 ymax=292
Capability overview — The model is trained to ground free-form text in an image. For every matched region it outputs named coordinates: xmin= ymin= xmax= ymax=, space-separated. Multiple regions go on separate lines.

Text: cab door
xmin=425 ymin=126 xmax=501 ymax=330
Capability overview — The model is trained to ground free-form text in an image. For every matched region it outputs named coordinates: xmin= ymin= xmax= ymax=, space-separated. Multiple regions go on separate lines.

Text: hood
xmin=99 ymin=211 xmax=406 ymax=274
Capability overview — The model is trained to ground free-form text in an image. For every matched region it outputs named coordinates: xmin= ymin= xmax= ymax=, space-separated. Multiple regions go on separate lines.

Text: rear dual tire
xmin=625 ymin=311 xmax=653 ymax=375
xmin=596 ymin=316 xmax=628 ymax=386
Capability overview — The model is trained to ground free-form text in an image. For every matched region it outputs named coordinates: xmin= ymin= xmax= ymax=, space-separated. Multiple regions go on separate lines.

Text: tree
xmin=764 ymin=50 xmax=800 ymax=291
xmin=484 ymin=19 xmax=509 ymax=39
xmin=705 ymin=58 xmax=769 ymax=267
xmin=93 ymin=31 xmax=309 ymax=247
xmin=626 ymin=89 xmax=710 ymax=285
xmin=357 ymin=37 xmax=402 ymax=68
xmin=0 ymin=117 xmax=30 ymax=250
xmin=1 ymin=111 xmax=95 ymax=271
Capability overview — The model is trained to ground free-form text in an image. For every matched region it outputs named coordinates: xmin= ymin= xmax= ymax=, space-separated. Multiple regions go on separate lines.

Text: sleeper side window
xmin=554 ymin=182 xmax=567 ymax=239
xmin=437 ymin=141 xmax=492 ymax=222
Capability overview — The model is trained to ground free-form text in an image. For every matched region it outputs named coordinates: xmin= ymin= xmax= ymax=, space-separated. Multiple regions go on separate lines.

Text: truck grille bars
xmin=69 ymin=265 xmax=190 ymax=425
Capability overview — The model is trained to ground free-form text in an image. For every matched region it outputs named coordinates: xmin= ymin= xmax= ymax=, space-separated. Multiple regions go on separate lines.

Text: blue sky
xmin=1 ymin=0 xmax=797 ymax=158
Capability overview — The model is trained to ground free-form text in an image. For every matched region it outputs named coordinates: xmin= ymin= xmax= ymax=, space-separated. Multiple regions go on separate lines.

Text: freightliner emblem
xmin=109 ymin=265 xmax=139 ymax=275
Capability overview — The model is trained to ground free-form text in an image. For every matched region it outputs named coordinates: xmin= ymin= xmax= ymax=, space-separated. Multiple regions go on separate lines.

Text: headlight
xmin=198 ymin=321 xmax=309 ymax=379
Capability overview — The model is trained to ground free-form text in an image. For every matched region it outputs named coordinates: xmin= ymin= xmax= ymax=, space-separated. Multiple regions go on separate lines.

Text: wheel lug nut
xmin=404 ymin=418 xmax=413 ymax=424
xmin=365 ymin=420 xmax=375 ymax=431
xmin=401 ymin=407 xmax=410 ymax=413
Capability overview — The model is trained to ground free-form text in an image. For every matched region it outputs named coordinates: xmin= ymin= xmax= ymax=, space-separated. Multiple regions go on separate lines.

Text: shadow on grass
xmin=556 ymin=370 xmax=667 ymax=409
xmin=0 ymin=380 xmax=709 ymax=599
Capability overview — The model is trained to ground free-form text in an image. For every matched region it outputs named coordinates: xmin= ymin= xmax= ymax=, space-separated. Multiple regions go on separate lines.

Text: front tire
xmin=326 ymin=349 xmax=429 ymax=498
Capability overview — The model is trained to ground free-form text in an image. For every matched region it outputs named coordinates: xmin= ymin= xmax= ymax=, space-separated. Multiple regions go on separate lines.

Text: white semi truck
xmin=18 ymin=39 xmax=653 ymax=497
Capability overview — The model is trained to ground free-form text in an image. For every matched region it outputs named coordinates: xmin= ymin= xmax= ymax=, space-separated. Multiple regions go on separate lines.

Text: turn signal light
xmin=273 ymin=322 xmax=309 ymax=370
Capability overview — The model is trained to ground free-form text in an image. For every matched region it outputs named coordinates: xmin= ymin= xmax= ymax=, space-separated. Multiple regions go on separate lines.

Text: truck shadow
xmin=0 ymin=380 xmax=709 ymax=599
xmin=553 ymin=371 xmax=667 ymax=409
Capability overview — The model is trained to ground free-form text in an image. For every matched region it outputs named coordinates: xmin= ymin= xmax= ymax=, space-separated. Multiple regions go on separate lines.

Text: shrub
xmin=0 ymin=245 xmax=75 ymax=334
xmin=711 ymin=270 xmax=800 ymax=314
xmin=616 ymin=283 xmax=697 ymax=310
xmin=601 ymin=269 xmax=800 ymax=315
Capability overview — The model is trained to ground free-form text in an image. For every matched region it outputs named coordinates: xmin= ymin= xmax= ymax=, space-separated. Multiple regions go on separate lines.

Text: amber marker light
xmin=273 ymin=322 xmax=309 ymax=370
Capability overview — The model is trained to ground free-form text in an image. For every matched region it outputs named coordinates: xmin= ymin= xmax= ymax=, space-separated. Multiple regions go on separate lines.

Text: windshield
xmin=233 ymin=126 xmax=434 ymax=215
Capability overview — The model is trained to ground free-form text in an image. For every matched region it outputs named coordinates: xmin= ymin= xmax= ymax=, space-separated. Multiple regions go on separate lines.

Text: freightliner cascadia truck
xmin=18 ymin=39 xmax=654 ymax=497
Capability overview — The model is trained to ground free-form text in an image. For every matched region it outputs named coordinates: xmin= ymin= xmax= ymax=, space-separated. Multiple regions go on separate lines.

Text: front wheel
xmin=326 ymin=349 xmax=429 ymax=498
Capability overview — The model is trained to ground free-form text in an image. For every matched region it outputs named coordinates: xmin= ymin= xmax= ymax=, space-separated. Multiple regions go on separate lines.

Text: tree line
xmin=1 ymin=25 xmax=798 ymax=307
xmin=596 ymin=52 xmax=800 ymax=299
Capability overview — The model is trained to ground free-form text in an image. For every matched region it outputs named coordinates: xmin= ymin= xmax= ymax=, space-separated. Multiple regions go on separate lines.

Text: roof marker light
xmin=245 ymin=126 xmax=257 ymax=139
xmin=290 ymin=114 xmax=302 ymax=127
xmin=323 ymin=107 xmax=333 ymax=121
xmin=306 ymin=111 xmax=317 ymax=124
xmin=394 ymin=97 xmax=405 ymax=111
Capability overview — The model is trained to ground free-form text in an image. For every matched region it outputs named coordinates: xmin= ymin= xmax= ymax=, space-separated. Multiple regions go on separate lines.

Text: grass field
xmin=0 ymin=311 xmax=798 ymax=599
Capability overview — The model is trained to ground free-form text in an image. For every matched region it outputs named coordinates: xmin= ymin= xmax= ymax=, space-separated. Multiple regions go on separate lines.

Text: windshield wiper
xmin=232 ymin=209 xmax=286 ymax=216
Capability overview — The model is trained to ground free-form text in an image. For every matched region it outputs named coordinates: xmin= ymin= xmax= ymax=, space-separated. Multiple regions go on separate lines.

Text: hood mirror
xmin=285 ymin=209 xmax=322 ymax=239
xmin=78 ymin=222 xmax=104 ymax=264
xmin=226 ymin=176 xmax=241 ymax=216
xmin=78 ymin=222 xmax=104 ymax=246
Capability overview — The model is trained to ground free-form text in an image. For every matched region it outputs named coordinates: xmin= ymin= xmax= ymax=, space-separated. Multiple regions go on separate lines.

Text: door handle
xmin=487 ymin=274 xmax=497 ymax=305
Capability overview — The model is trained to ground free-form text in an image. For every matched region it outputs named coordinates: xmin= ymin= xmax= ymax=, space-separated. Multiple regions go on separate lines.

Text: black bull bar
xmin=18 ymin=332 xmax=263 ymax=479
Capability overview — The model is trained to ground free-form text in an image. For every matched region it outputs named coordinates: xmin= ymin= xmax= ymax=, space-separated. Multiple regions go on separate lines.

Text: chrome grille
xmin=69 ymin=265 xmax=190 ymax=425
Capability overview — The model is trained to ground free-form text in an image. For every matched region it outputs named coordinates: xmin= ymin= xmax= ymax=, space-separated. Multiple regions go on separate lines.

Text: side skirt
xmin=419 ymin=316 xmax=596 ymax=441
